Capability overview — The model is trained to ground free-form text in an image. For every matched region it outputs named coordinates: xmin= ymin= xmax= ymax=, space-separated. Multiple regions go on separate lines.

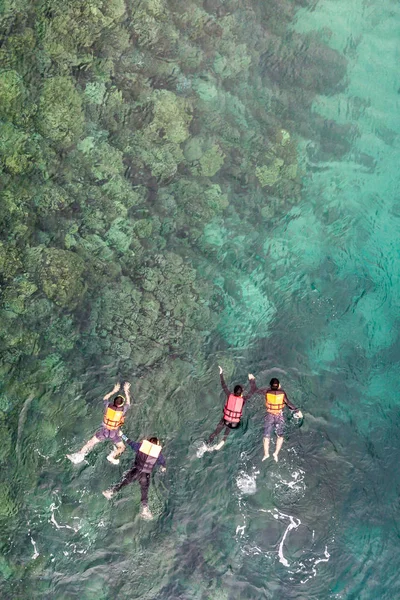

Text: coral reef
xmin=0 ymin=0 xmax=351 ymax=593
xmin=36 ymin=77 xmax=84 ymax=148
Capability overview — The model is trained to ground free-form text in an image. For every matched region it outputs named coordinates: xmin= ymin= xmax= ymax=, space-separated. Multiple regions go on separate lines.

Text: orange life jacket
xmin=223 ymin=394 xmax=244 ymax=424
xmin=265 ymin=391 xmax=285 ymax=415
xmin=137 ymin=439 xmax=162 ymax=473
xmin=103 ymin=404 xmax=125 ymax=430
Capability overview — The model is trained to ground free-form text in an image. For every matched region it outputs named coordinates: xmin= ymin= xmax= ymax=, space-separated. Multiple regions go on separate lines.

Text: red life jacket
xmin=223 ymin=394 xmax=244 ymax=424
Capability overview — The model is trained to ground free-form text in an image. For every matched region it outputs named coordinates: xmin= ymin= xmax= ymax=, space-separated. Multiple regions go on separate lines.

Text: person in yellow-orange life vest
xmin=67 ymin=381 xmax=131 ymax=466
xmin=102 ymin=435 xmax=166 ymax=520
xmin=199 ymin=366 xmax=256 ymax=454
xmin=255 ymin=377 xmax=303 ymax=462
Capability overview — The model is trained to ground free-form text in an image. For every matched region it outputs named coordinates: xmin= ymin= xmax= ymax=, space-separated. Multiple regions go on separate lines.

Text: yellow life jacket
xmin=265 ymin=391 xmax=285 ymax=415
xmin=103 ymin=405 xmax=125 ymax=430
xmin=139 ymin=439 xmax=162 ymax=458
xmin=138 ymin=440 xmax=162 ymax=473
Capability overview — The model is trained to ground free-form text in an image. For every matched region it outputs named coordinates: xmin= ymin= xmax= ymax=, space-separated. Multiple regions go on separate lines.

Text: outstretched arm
xmin=243 ymin=374 xmax=257 ymax=402
xmin=157 ymin=453 xmax=166 ymax=469
xmin=103 ymin=382 xmax=121 ymax=403
xmin=284 ymin=392 xmax=303 ymax=417
xmin=218 ymin=366 xmax=230 ymax=397
xmin=123 ymin=381 xmax=131 ymax=406
xmin=121 ymin=434 xmax=141 ymax=452
xmin=253 ymin=386 xmax=269 ymax=396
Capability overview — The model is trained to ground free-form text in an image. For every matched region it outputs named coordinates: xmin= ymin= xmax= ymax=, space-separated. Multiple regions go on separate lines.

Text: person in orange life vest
xmin=255 ymin=377 xmax=303 ymax=463
xmin=205 ymin=366 xmax=256 ymax=451
xmin=102 ymin=435 xmax=166 ymax=520
xmin=66 ymin=381 xmax=131 ymax=466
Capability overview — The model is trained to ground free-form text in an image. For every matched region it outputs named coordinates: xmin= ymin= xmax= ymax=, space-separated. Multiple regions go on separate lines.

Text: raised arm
xmin=123 ymin=381 xmax=131 ymax=406
xmin=103 ymin=382 xmax=121 ymax=403
xmin=243 ymin=374 xmax=257 ymax=402
xmin=252 ymin=386 xmax=269 ymax=396
xmin=218 ymin=366 xmax=230 ymax=397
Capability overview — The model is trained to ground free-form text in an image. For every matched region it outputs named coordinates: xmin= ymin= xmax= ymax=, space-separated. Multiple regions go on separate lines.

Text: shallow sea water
xmin=1 ymin=0 xmax=400 ymax=598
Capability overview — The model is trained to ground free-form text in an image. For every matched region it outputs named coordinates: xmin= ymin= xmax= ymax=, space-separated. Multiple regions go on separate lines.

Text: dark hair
xmin=149 ymin=436 xmax=160 ymax=445
xmin=114 ymin=395 xmax=125 ymax=407
xmin=234 ymin=385 xmax=243 ymax=396
xmin=270 ymin=378 xmax=279 ymax=390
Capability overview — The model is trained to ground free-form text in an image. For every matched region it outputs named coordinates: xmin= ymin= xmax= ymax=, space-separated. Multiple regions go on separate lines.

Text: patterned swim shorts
xmin=264 ymin=413 xmax=284 ymax=438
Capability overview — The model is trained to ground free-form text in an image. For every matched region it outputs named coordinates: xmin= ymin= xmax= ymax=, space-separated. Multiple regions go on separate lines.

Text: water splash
xmin=49 ymin=493 xmax=80 ymax=533
xmin=29 ymin=531 xmax=39 ymax=560
xmin=236 ymin=467 xmax=259 ymax=495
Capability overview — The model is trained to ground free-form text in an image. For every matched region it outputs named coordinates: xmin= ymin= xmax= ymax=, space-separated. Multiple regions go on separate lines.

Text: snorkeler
xmin=66 ymin=381 xmax=131 ymax=466
xmin=255 ymin=378 xmax=303 ymax=462
xmin=102 ymin=435 xmax=166 ymax=520
xmin=200 ymin=366 xmax=256 ymax=453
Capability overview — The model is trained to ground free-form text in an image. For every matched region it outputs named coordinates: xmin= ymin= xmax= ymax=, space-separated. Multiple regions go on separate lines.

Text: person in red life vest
xmin=202 ymin=366 xmax=256 ymax=453
xmin=255 ymin=377 xmax=303 ymax=463
xmin=67 ymin=381 xmax=131 ymax=466
xmin=102 ymin=435 xmax=166 ymax=520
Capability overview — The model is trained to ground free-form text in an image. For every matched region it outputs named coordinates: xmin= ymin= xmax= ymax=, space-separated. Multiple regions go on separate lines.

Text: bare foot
xmin=262 ymin=453 xmax=269 ymax=462
xmin=67 ymin=453 xmax=85 ymax=464
xmin=196 ymin=442 xmax=208 ymax=458
xmin=102 ymin=489 xmax=114 ymax=500
xmin=141 ymin=506 xmax=153 ymax=520
xmin=213 ymin=440 xmax=225 ymax=451
xmin=273 ymin=453 xmax=279 ymax=463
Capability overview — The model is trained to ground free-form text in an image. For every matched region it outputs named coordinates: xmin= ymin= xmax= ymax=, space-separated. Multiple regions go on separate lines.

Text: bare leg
xmin=107 ymin=441 xmax=126 ymax=464
xmin=139 ymin=473 xmax=151 ymax=506
xmin=214 ymin=425 xmax=232 ymax=451
xmin=67 ymin=435 xmax=100 ymax=464
xmin=207 ymin=418 xmax=225 ymax=444
xmin=103 ymin=466 xmax=139 ymax=499
xmin=139 ymin=474 xmax=152 ymax=519
xmin=273 ymin=436 xmax=284 ymax=462
xmin=262 ymin=437 xmax=270 ymax=461
xmin=223 ymin=426 xmax=231 ymax=442
xmin=79 ymin=435 xmax=101 ymax=456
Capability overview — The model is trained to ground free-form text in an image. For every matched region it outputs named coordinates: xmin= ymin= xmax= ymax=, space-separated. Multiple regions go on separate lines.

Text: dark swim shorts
xmin=223 ymin=420 xmax=240 ymax=430
xmin=95 ymin=426 xmax=123 ymax=443
xmin=264 ymin=413 xmax=284 ymax=438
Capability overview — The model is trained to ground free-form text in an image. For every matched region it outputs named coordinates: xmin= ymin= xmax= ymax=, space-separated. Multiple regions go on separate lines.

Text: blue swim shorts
xmin=264 ymin=413 xmax=284 ymax=438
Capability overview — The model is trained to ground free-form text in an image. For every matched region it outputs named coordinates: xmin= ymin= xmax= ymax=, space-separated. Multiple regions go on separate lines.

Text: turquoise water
xmin=1 ymin=0 xmax=400 ymax=597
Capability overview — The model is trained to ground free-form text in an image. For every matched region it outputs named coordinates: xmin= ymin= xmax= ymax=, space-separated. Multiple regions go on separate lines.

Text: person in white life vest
xmin=102 ymin=435 xmax=166 ymax=520
xmin=204 ymin=366 xmax=257 ymax=451
xmin=255 ymin=377 xmax=303 ymax=462
xmin=66 ymin=381 xmax=131 ymax=466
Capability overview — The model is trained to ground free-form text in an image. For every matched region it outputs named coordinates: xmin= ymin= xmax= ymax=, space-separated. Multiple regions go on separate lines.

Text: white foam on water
xmin=234 ymin=458 xmax=328 ymax=578
xmin=64 ymin=542 xmax=87 ymax=555
xmin=236 ymin=469 xmax=259 ymax=495
xmin=195 ymin=441 xmax=209 ymax=458
xmin=272 ymin=468 xmax=306 ymax=503
xmin=35 ymin=449 xmax=50 ymax=460
xmin=29 ymin=531 xmax=39 ymax=560
xmin=269 ymin=508 xmax=332 ymax=578
xmin=299 ymin=546 xmax=331 ymax=584
xmin=49 ymin=493 xmax=81 ymax=533
xmin=268 ymin=508 xmax=301 ymax=567
xmin=237 ymin=502 xmax=331 ymax=583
